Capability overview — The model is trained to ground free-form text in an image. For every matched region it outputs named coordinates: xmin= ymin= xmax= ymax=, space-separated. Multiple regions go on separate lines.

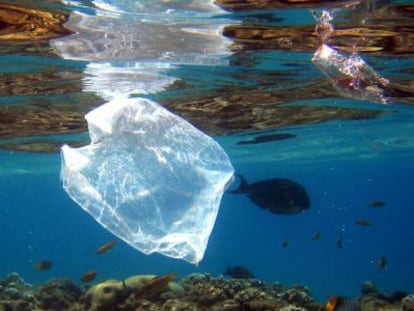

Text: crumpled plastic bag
xmin=312 ymin=44 xmax=389 ymax=104
xmin=60 ymin=97 xmax=234 ymax=264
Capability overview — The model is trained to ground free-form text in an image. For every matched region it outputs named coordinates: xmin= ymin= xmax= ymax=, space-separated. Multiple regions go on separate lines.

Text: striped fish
xmin=326 ymin=295 xmax=361 ymax=311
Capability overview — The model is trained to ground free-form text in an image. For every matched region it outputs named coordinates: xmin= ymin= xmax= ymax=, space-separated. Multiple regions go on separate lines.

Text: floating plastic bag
xmin=311 ymin=9 xmax=389 ymax=104
xmin=60 ymin=97 xmax=234 ymax=264
xmin=312 ymin=44 xmax=389 ymax=104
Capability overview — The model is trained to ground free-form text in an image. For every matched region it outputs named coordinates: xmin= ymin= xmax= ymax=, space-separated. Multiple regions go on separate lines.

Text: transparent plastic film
xmin=61 ymin=98 xmax=235 ymax=264
xmin=312 ymin=8 xmax=389 ymax=104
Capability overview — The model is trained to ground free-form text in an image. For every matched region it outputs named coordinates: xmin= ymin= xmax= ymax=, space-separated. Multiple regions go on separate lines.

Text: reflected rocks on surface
xmin=0 ymin=108 xmax=86 ymax=139
xmin=215 ymin=0 xmax=354 ymax=10
xmin=0 ymin=81 xmax=386 ymax=152
xmin=160 ymin=86 xmax=385 ymax=135
xmin=222 ymin=21 xmax=414 ymax=56
xmin=219 ymin=0 xmax=414 ymax=56
xmin=0 ymin=0 xmax=413 ymax=152
xmin=0 ymin=3 xmax=71 ymax=41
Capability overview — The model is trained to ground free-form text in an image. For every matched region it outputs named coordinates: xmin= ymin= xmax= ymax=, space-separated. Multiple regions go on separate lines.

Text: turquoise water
xmin=1 ymin=0 xmax=414 ymax=303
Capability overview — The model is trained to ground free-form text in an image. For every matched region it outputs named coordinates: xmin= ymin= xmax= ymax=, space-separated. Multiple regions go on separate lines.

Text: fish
xmin=354 ymin=219 xmax=373 ymax=226
xmin=224 ymin=265 xmax=255 ymax=279
xmin=281 ymin=239 xmax=289 ymax=248
xmin=312 ymin=231 xmax=321 ymax=240
xmin=81 ymin=270 xmax=97 ymax=283
xmin=228 ymin=174 xmax=310 ymax=215
xmin=40 ymin=282 xmax=59 ymax=293
xmin=369 ymin=200 xmax=385 ymax=208
xmin=34 ymin=260 xmax=53 ymax=271
xmin=336 ymin=237 xmax=344 ymax=249
xmin=377 ymin=256 xmax=387 ymax=269
xmin=325 ymin=295 xmax=361 ymax=311
xmin=237 ymin=133 xmax=296 ymax=145
xmin=40 ymin=280 xmax=61 ymax=293
xmin=134 ymin=273 xmax=176 ymax=300
xmin=96 ymin=240 xmax=116 ymax=255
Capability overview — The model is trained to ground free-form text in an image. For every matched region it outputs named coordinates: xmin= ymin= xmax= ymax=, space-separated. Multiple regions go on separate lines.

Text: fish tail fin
xmin=326 ymin=295 xmax=362 ymax=311
xmin=227 ymin=174 xmax=249 ymax=194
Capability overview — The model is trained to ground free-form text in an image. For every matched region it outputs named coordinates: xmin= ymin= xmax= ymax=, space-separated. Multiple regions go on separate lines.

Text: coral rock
xmin=402 ymin=294 xmax=414 ymax=311
xmin=82 ymin=279 xmax=128 ymax=311
xmin=82 ymin=274 xmax=181 ymax=311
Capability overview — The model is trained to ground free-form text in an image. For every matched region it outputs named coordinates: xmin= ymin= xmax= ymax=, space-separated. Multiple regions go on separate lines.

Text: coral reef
xmin=34 ymin=278 xmax=82 ymax=311
xmin=0 ymin=272 xmax=35 ymax=311
xmin=402 ymin=294 xmax=414 ymax=311
xmin=0 ymin=272 xmax=412 ymax=311
xmin=80 ymin=274 xmax=182 ymax=311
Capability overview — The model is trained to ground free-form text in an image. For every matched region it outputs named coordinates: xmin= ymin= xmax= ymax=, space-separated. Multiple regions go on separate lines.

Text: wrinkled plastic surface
xmin=52 ymin=0 xmax=234 ymax=100
xmin=52 ymin=0 xmax=232 ymax=62
xmin=60 ymin=98 xmax=234 ymax=264
xmin=311 ymin=8 xmax=389 ymax=104
xmin=312 ymin=44 xmax=389 ymax=104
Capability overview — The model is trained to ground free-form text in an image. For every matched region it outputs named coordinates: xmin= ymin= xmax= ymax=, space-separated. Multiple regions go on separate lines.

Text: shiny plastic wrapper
xmin=312 ymin=44 xmax=389 ymax=104
xmin=60 ymin=97 xmax=234 ymax=264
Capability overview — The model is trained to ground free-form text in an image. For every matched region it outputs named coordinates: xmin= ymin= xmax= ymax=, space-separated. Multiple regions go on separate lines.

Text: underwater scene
xmin=0 ymin=0 xmax=414 ymax=310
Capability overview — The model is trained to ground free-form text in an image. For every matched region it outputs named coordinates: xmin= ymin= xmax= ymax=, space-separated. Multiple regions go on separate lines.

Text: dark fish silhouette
xmin=81 ymin=270 xmax=97 ymax=283
xmin=224 ymin=265 xmax=255 ymax=279
xmin=281 ymin=239 xmax=289 ymax=248
xmin=369 ymin=200 xmax=385 ymax=208
xmin=354 ymin=219 xmax=373 ymax=226
xmin=336 ymin=237 xmax=344 ymax=249
xmin=96 ymin=240 xmax=116 ymax=255
xmin=312 ymin=231 xmax=321 ymax=240
xmin=377 ymin=256 xmax=387 ymax=269
xmin=228 ymin=174 xmax=310 ymax=215
xmin=237 ymin=133 xmax=296 ymax=145
xmin=34 ymin=260 xmax=53 ymax=271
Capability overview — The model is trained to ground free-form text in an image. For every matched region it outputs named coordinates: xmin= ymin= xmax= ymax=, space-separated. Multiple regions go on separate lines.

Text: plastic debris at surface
xmin=312 ymin=9 xmax=389 ymax=104
xmin=60 ymin=97 xmax=234 ymax=264
xmin=51 ymin=0 xmax=234 ymax=100
xmin=312 ymin=44 xmax=389 ymax=104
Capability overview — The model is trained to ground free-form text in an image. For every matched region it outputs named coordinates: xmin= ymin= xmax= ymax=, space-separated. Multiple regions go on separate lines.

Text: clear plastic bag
xmin=312 ymin=44 xmax=389 ymax=104
xmin=60 ymin=97 xmax=234 ymax=264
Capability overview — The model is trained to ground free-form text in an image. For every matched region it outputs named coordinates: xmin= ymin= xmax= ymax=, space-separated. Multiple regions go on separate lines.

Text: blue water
xmin=1 ymin=111 xmax=414 ymax=301
xmin=1 ymin=0 xmax=414 ymax=304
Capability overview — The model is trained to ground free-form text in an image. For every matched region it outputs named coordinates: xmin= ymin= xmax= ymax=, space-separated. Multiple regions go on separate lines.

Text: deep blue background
xmin=1 ymin=109 xmax=413 ymax=302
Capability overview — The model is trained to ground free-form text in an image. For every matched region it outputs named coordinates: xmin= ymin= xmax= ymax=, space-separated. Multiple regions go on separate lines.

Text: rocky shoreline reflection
xmin=0 ymin=0 xmax=413 ymax=152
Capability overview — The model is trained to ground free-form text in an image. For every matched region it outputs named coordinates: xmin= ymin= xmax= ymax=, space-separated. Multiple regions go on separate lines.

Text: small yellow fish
xmin=354 ymin=219 xmax=373 ymax=226
xmin=81 ymin=270 xmax=97 ymax=283
xmin=96 ymin=240 xmax=116 ymax=255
